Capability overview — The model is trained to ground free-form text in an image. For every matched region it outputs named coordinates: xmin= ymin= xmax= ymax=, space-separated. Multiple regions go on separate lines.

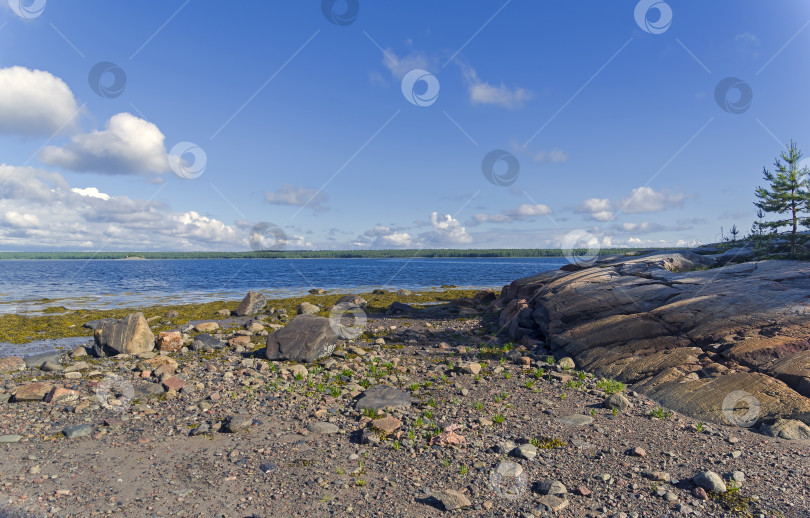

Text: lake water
xmin=0 ymin=257 xmax=565 ymax=314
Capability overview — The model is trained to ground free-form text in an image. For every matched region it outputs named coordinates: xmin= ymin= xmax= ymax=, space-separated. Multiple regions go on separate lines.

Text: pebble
xmin=432 ymin=489 xmax=471 ymax=511
xmin=693 ymin=470 xmax=726 ymax=493
xmin=62 ymin=424 xmax=93 ymax=439
xmin=306 ymin=422 xmax=339 ymax=435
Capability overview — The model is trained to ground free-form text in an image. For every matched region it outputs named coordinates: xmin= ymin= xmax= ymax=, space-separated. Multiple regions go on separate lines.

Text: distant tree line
xmin=0 ymin=248 xmax=662 ymax=260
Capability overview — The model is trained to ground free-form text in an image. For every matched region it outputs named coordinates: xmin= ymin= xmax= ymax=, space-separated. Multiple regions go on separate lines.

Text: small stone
xmin=40 ymin=361 xmax=62 ymax=372
xmin=258 ymin=461 xmax=277 ymax=473
xmin=535 ymin=480 xmax=567 ymax=496
xmin=62 ymin=424 xmax=93 ymax=439
xmin=64 ymin=372 xmax=81 ymax=379
xmin=558 ymin=357 xmax=575 ymax=369
xmin=692 ymin=487 xmax=709 ymax=500
xmin=156 ymin=331 xmax=183 ymax=352
xmin=627 ymin=446 xmax=646 ymax=457
xmin=432 ymin=489 xmax=471 ymax=511
xmin=71 ymin=346 xmax=87 ymax=358
xmin=457 ymin=362 xmax=481 ymax=375
xmin=760 ymin=419 xmax=810 ymax=440
xmin=0 ymin=434 xmax=22 ymax=443
xmin=356 ymin=385 xmax=412 ymax=411
xmin=604 ymin=392 xmax=632 ymax=411
xmin=194 ymin=322 xmax=220 ymax=333
xmin=13 ymin=382 xmax=54 ymax=402
xmin=162 ymin=376 xmax=186 ymax=392
xmin=371 ymin=416 xmax=402 ymax=435
xmin=574 ymin=486 xmax=591 ymax=497
xmin=536 ymin=495 xmax=568 ymax=512
xmin=693 ymin=471 xmax=726 ymax=493
xmin=44 ymin=387 xmax=79 ymax=404
xmin=513 ymin=443 xmax=537 ymax=460
xmin=731 ymin=471 xmax=745 ymax=483
xmin=306 ymin=422 xmax=339 ymax=435
xmin=223 ymin=415 xmax=253 ymax=433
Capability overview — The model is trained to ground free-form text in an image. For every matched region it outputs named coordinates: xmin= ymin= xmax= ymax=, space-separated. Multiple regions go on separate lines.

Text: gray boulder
xmin=760 ymin=419 xmax=810 ymax=440
xmin=265 ymin=314 xmax=338 ymax=363
xmin=235 ymin=291 xmax=266 ymax=316
xmin=92 ymin=312 xmax=155 ymax=357
xmin=298 ymin=302 xmax=321 ymax=315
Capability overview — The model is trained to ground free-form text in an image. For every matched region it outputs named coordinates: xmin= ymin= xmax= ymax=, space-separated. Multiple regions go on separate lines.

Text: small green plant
xmin=441 ymin=458 xmax=451 ymax=468
xmin=529 ymin=436 xmax=566 ymax=449
xmin=590 ymin=409 xmax=597 ymax=417
xmin=545 ymin=356 xmax=555 ymax=365
xmin=577 ymin=370 xmax=587 ymax=380
xmin=427 ymin=398 xmax=437 ymax=407
xmin=409 ymin=383 xmax=420 ymax=392
xmin=330 ymin=386 xmax=341 ymax=398
xmin=524 ymin=380 xmax=535 ymax=389
xmin=494 ymin=395 xmax=502 ymax=403
xmin=611 ymin=407 xmax=618 ymax=416
xmin=407 ymin=430 xmax=415 ymax=440
xmin=293 ymin=373 xmax=304 ymax=381
xmin=503 ymin=372 xmax=511 ymax=379
xmin=355 ymin=479 xmax=366 ymax=487
xmin=392 ymin=440 xmax=401 ymax=451
xmin=414 ymin=417 xmax=424 ymax=428
xmin=359 ymin=378 xmax=371 ymax=389
xmin=532 ymin=368 xmax=545 ymax=379
xmin=458 ymin=464 xmax=468 ymax=476
xmin=559 ymin=393 xmax=566 ymax=400
xmin=424 ymin=381 xmax=433 ymax=388
xmin=493 ymin=413 xmax=505 ymax=424
xmin=596 ymin=378 xmax=626 ymax=396
xmin=473 ymin=401 xmax=483 ymax=411
xmin=696 ymin=422 xmax=705 ymax=432
xmin=362 ymin=408 xmax=378 ymax=419
xmin=423 ymin=410 xmax=434 ymax=419
xmin=336 ymin=467 xmax=344 ymax=475
xmin=649 ymin=406 xmax=673 ymax=419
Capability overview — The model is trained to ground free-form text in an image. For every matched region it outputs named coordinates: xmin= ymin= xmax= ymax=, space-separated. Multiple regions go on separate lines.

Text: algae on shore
xmin=0 ymin=288 xmax=487 ymax=344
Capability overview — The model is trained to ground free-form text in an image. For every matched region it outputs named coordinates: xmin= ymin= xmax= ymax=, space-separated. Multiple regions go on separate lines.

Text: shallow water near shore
xmin=0 ymin=257 xmax=564 ymax=313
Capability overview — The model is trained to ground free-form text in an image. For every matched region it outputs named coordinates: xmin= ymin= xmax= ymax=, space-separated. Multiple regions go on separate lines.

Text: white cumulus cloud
xmin=575 ymin=198 xmax=614 ymax=221
xmin=0 ymin=66 xmax=81 ymax=136
xmin=620 ymin=187 xmax=685 ymax=214
xmin=38 ymin=112 xmax=171 ymax=175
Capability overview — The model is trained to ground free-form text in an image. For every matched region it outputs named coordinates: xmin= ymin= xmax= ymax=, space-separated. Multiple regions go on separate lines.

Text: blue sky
xmin=1 ymin=0 xmax=809 ymax=251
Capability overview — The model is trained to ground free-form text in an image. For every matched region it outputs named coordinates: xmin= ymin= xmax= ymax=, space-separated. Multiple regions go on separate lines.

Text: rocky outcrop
xmin=499 ymin=251 xmax=810 ymax=427
xmin=93 ymin=312 xmax=155 ymax=357
xmin=265 ymin=314 xmax=339 ymax=363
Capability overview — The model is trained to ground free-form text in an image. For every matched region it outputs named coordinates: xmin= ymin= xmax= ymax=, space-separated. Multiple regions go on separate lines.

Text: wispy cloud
xmin=457 ymin=60 xmax=531 ymax=109
xmin=264 ymin=184 xmax=329 ymax=212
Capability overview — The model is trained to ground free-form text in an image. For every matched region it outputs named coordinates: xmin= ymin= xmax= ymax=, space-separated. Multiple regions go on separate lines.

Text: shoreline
xmin=0 ymin=289 xmax=800 ymax=517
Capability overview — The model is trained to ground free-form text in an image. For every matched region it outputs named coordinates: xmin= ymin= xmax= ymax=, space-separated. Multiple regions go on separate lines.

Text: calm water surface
xmin=0 ymin=257 xmax=565 ymax=313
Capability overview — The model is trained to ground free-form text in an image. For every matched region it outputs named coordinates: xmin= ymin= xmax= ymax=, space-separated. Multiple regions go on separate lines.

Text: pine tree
xmin=753 ymin=141 xmax=809 ymax=257
xmin=730 ymin=225 xmax=739 ymax=242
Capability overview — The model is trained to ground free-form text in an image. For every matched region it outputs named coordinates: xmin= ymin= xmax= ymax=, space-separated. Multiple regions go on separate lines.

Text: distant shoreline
xmin=0 ymin=247 xmax=669 ymax=260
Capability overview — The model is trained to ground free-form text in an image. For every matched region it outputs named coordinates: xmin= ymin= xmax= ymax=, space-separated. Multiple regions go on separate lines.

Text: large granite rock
xmin=265 ymin=314 xmax=338 ymax=363
xmin=235 ymin=291 xmax=266 ymax=316
xmin=93 ymin=312 xmax=155 ymax=357
xmin=500 ymin=252 xmax=810 ymax=428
